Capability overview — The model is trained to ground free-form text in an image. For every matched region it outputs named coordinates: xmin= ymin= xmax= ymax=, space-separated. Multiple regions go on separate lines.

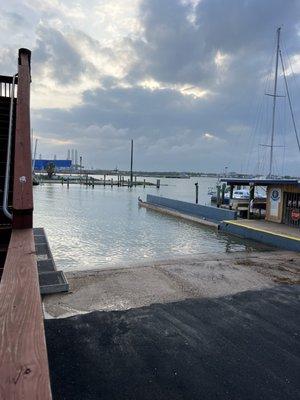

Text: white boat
xmin=232 ymin=189 xmax=249 ymax=199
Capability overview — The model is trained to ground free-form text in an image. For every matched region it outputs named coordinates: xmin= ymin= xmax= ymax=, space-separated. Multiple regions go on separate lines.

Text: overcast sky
xmin=1 ymin=0 xmax=300 ymax=174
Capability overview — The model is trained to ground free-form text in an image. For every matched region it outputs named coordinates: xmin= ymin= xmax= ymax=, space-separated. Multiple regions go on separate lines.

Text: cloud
xmin=1 ymin=0 xmax=300 ymax=174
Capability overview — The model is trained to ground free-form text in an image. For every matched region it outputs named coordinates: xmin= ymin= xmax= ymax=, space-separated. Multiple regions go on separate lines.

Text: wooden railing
xmin=0 ymin=230 xmax=52 ymax=399
xmin=0 ymin=75 xmax=18 ymax=98
xmin=0 ymin=49 xmax=52 ymax=399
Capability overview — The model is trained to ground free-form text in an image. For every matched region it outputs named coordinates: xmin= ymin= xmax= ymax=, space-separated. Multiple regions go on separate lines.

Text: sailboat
xmin=210 ymin=27 xmax=300 ymax=207
xmin=259 ymin=27 xmax=300 ymax=178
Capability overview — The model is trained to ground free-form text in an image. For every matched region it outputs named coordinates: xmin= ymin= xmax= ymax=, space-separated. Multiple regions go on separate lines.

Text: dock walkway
xmin=223 ymin=219 xmax=300 ymax=239
xmin=220 ymin=219 xmax=300 ymax=251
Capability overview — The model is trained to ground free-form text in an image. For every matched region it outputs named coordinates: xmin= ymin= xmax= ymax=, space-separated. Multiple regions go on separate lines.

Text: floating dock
xmin=140 ymin=195 xmax=300 ymax=252
xmin=220 ymin=219 xmax=300 ymax=252
xmin=139 ymin=194 xmax=237 ymax=228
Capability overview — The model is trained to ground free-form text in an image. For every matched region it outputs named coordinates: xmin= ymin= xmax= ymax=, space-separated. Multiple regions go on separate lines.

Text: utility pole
xmin=269 ymin=27 xmax=281 ymax=177
xmin=130 ymin=139 xmax=133 ymax=187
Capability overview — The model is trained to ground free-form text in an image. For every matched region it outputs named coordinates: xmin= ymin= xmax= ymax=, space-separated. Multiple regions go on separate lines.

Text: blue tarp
xmin=34 ymin=159 xmax=72 ymax=171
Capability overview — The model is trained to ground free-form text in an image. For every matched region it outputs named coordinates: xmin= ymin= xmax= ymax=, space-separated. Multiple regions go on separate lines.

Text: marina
xmin=33 ymin=179 xmax=266 ymax=271
xmin=0 ymin=14 xmax=300 ymax=400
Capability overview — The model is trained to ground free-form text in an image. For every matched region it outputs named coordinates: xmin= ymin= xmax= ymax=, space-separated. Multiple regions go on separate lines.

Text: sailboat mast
xmin=269 ymin=27 xmax=281 ymax=177
xmin=279 ymin=50 xmax=300 ymax=153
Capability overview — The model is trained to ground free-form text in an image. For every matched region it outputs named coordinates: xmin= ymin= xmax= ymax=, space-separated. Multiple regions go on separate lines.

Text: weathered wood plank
xmin=0 ymin=229 xmax=52 ymax=399
xmin=13 ymin=49 xmax=33 ymax=228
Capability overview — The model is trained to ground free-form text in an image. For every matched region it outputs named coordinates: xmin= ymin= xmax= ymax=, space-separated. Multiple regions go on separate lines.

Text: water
xmin=33 ymin=177 xmax=266 ymax=271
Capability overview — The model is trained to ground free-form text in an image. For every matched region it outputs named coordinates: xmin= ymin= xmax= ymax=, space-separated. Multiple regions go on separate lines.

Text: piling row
xmin=46 ymin=175 xmax=160 ymax=189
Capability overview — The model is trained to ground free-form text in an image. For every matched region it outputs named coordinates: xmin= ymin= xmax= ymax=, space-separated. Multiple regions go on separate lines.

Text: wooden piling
xmin=130 ymin=139 xmax=133 ymax=187
xmin=248 ymin=184 xmax=255 ymax=219
xmin=143 ymin=179 xmax=146 ymax=188
xmin=216 ymin=185 xmax=221 ymax=207
xmin=221 ymin=183 xmax=226 ymax=204
xmin=195 ymin=182 xmax=199 ymax=204
xmin=104 ymin=174 xmax=106 ymax=187
xmin=156 ymin=179 xmax=160 ymax=189
xmin=134 ymin=176 xmax=137 ymax=187
xmin=229 ymin=184 xmax=234 ymax=210
xmin=67 ymin=177 xmax=69 ymax=188
xmin=111 ymin=178 xmax=113 ymax=187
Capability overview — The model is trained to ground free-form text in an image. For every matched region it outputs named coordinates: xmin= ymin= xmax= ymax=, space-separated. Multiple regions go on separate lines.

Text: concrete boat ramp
xmin=44 ymin=250 xmax=300 ymax=400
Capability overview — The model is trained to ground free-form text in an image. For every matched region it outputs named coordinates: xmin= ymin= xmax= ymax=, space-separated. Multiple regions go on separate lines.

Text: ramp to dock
xmin=220 ymin=219 xmax=300 ymax=251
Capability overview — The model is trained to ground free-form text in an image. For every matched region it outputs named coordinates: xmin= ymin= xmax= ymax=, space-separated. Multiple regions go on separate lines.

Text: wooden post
xmin=79 ymin=156 xmax=82 ymax=181
xmin=67 ymin=177 xmax=69 ymax=188
xmin=143 ymin=179 xmax=146 ymax=188
xmin=92 ymin=177 xmax=95 ymax=188
xmin=12 ymin=49 xmax=33 ymax=229
xmin=127 ymin=178 xmax=130 ymax=187
xmin=156 ymin=179 xmax=160 ymax=189
xmin=85 ymin=174 xmax=88 ymax=185
xmin=104 ymin=174 xmax=106 ymax=187
xmin=195 ymin=182 xmax=199 ymax=204
xmin=221 ymin=183 xmax=226 ymax=205
xmin=229 ymin=185 xmax=234 ymax=209
xmin=216 ymin=185 xmax=221 ymax=207
xmin=248 ymin=184 xmax=255 ymax=219
xmin=61 ymin=177 xmax=64 ymax=185
xmin=130 ymin=139 xmax=133 ymax=187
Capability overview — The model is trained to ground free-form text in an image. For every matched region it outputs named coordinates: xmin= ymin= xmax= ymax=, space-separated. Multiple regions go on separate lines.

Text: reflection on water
xmin=33 ymin=177 xmax=267 ymax=271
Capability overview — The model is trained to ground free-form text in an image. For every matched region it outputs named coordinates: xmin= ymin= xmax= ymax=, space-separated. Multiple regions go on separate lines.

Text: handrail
xmin=12 ymin=48 xmax=33 ymax=229
xmin=0 ymin=229 xmax=53 ymax=399
xmin=0 ymin=75 xmax=18 ymax=84
xmin=2 ymin=74 xmax=17 ymax=220
xmin=0 ymin=75 xmax=18 ymax=98
xmin=0 ymin=49 xmax=53 ymax=399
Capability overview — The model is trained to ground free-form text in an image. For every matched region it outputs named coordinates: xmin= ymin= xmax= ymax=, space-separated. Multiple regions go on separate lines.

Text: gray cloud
xmin=1 ymin=0 xmax=300 ymax=174
xmin=33 ymin=25 xmax=95 ymax=84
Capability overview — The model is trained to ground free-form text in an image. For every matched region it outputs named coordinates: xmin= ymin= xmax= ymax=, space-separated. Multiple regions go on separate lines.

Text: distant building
xmin=34 ymin=159 xmax=72 ymax=171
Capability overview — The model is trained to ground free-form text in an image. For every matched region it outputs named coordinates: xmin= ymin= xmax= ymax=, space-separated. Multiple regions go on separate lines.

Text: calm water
xmin=33 ymin=177 xmax=265 ymax=271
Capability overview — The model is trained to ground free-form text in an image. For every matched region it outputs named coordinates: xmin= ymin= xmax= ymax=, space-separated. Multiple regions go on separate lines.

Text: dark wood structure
xmin=0 ymin=49 xmax=52 ymax=398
